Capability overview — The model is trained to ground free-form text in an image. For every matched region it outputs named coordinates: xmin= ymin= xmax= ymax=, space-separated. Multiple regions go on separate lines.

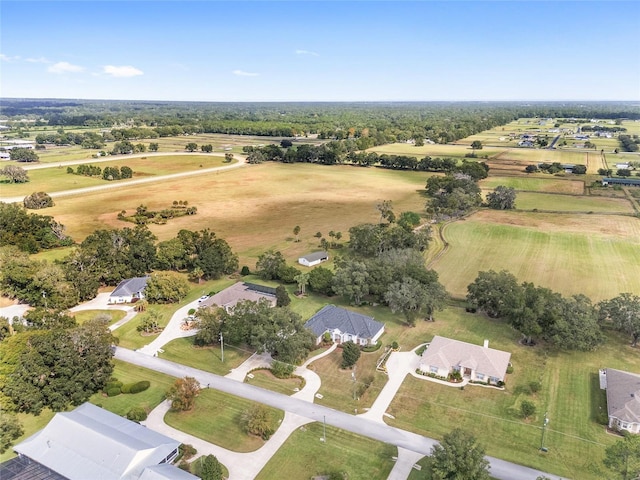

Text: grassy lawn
xmin=70 ymin=309 xmax=126 ymax=326
xmin=479 ymin=176 xmax=584 ymax=194
xmin=256 ymin=422 xmax=396 ymax=480
xmin=386 ymin=325 xmax=637 ymax=480
xmin=164 ymin=388 xmax=284 ymax=453
xmin=511 ymin=192 xmax=634 ymax=213
xmin=88 ymin=359 xmax=176 ymax=416
xmin=433 ymin=210 xmax=640 ymax=301
xmin=244 ymin=369 xmax=305 ymax=396
xmin=159 ymin=336 xmax=252 ymax=375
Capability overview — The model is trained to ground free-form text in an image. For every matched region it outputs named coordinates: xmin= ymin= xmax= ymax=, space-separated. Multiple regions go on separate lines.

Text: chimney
xmin=483 ymin=339 xmax=489 ymax=349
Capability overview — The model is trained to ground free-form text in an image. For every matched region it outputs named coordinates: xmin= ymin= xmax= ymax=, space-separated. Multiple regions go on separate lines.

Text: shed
xmin=298 ymin=251 xmax=329 ymax=267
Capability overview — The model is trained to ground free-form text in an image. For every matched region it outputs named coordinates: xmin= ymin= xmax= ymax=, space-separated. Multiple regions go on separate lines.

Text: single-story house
xmin=419 ymin=336 xmax=511 ymax=385
xmin=304 ymin=305 xmax=385 ymax=346
xmin=298 ymin=251 xmax=329 ymax=267
xmin=200 ymin=281 xmax=277 ymax=312
xmin=601 ymin=368 xmax=640 ymax=434
xmin=108 ymin=276 xmax=149 ymax=304
xmin=10 ymin=402 xmax=197 ymax=480
xmin=615 ymin=163 xmax=630 ymax=169
xmin=602 ymin=177 xmax=640 ymax=187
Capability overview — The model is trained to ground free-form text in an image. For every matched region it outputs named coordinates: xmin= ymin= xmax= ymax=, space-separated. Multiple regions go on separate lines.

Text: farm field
xmin=255 ymin=422 xmax=396 ymax=480
xmin=511 ymin=191 xmax=634 ymax=213
xmin=432 ymin=210 xmax=640 ymax=301
xmin=479 ymin=176 xmax=584 ymax=194
xmin=0 ymin=154 xmax=228 ymax=197
xmin=367 ymin=142 xmax=502 ymax=159
xmin=43 ymin=163 xmax=433 ymax=267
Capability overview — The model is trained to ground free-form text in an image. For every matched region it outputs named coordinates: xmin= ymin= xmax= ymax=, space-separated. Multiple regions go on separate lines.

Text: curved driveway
xmin=115 ymin=347 xmax=565 ymax=480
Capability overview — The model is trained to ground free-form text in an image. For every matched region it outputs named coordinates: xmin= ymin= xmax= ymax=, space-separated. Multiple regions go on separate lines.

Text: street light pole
xmin=540 ymin=412 xmax=549 ymax=452
xmin=322 ymin=415 xmax=326 ymax=443
xmin=220 ymin=333 xmax=224 ymax=363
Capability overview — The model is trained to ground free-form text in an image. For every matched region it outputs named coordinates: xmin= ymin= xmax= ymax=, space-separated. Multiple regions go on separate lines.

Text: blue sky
xmin=1 ymin=1 xmax=639 ymax=101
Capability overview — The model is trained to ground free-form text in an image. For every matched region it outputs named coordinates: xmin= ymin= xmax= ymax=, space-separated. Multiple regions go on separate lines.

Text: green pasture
xmin=386 ymin=324 xmax=638 ymax=480
xmin=29 ymin=246 xmax=75 ymax=263
xmin=88 ymin=359 xmax=176 ymax=416
xmin=432 ymin=210 xmax=640 ymax=301
xmin=159 ymin=337 xmax=252 ymax=376
xmin=244 ymin=369 xmax=305 ymax=396
xmin=71 ymin=309 xmax=126 ymax=326
xmin=492 ymin=148 xmax=588 ymax=165
xmin=164 ymin=388 xmax=284 ymax=452
xmin=479 ymin=176 xmax=584 ymax=194
xmin=44 ymin=163 xmax=431 ymax=268
xmin=511 ymin=191 xmax=634 ymax=213
xmin=256 ymin=422 xmax=396 ymax=480
xmin=1 ymin=155 xmax=227 ymax=197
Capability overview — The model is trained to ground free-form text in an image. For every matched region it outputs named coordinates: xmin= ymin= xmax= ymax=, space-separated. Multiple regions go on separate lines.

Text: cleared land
xmin=432 ymin=210 xmax=640 ymax=301
xmin=511 ymin=191 xmax=634 ymax=213
xmin=368 ymin=142 xmax=502 ymax=159
xmin=159 ymin=337 xmax=252 ymax=376
xmin=479 ymin=176 xmax=584 ymax=194
xmin=256 ymin=422 xmax=396 ymax=480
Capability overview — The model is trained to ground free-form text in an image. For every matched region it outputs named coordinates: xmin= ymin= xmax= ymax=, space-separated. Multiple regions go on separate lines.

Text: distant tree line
xmin=619 ymin=135 xmax=640 ymax=152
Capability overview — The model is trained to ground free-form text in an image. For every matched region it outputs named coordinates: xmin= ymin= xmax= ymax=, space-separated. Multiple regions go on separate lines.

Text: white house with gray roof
xmin=304 ymin=305 xmax=385 ymax=346
xmin=12 ymin=402 xmax=197 ymax=480
xmin=601 ymin=368 xmax=640 ymax=434
xmin=298 ymin=251 xmax=329 ymax=267
xmin=419 ymin=336 xmax=511 ymax=385
xmin=108 ymin=276 xmax=149 ymax=304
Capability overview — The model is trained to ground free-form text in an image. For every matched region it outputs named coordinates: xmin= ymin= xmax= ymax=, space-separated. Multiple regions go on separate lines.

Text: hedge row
xmin=104 ymin=380 xmax=150 ymax=397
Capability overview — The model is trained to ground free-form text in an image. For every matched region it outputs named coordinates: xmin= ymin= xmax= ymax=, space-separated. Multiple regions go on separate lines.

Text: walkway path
xmin=69 ymin=292 xmax=137 ymax=331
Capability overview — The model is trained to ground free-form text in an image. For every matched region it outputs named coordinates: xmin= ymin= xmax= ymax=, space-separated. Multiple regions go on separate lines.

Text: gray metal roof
xmin=110 ymin=276 xmax=149 ymax=298
xmin=139 ymin=465 xmax=198 ymax=480
xmin=304 ymin=305 xmax=384 ymax=339
xmin=201 ymin=282 xmax=276 ymax=310
xmin=13 ymin=403 xmax=180 ymax=480
xmin=299 ymin=251 xmax=329 ymax=262
xmin=605 ymin=368 xmax=640 ymax=424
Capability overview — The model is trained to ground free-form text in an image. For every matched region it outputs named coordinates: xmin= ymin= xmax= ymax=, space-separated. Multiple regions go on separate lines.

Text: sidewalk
xmin=137 ymin=299 xmax=202 ymax=356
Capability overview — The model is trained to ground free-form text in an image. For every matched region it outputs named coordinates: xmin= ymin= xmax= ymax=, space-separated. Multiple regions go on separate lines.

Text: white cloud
xmin=0 ymin=53 xmax=21 ymax=62
xmin=48 ymin=61 xmax=84 ymax=74
xmin=102 ymin=65 xmax=144 ymax=77
xmin=233 ymin=69 xmax=259 ymax=77
xmin=295 ymin=49 xmax=319 ymax=57
xmin=26 ymin=57 xmax=50 ymax=64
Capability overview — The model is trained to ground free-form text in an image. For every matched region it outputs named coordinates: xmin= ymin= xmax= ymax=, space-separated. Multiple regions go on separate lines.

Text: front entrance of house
xmin=464 ymin=367 xmax=472 ymax=377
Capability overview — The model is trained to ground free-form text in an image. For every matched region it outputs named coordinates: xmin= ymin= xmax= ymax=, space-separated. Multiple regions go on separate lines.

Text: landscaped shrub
xmin=126 ymin=407 xmax=147 ymax=422
xmin=121 ymin=383 xmax=132 ymax=394
xmin=105 ymin=381 xmax=123 ymax=390
xmin=271 ymin=360 xmax=295 ymax=379
xmin=179 ymin=443 xmax=197 ymax=461
xmin=240 ymin=266 xmax=251 ymax=276
xmin=506 ymin=365 xmax=514 ymax=374
xmin=529 ymin=381 xmax=541 ymax=394
xmin=130 ymin=381 xmax=150 ymax=394
xmin=362 ymin=341 xmax=382 ymax=353
xmin=391 ymin=341 xmax=399 ymax=350
xmin=106 ymin=387 xmax=122 ymax=397
xmin=520 ymin=400 xmax=536 ymax=419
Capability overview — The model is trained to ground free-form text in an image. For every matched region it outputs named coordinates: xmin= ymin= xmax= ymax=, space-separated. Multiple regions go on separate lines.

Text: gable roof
xmin=304 ymin=305 xmax=384 ymax=339
xmin=139 ymin=465 xmax=199 ymax=480
xmin=110 ymin=276 xmax=149 ymax=298
xmin=421 ymin=336 xmax=511 ymax=378
xmin=200 ymin=282 xmax=276 ymax=310
xmin=605 ymin=368 xmax=640 ymax=424
xmin=299 ymin=251 xmax=329 ymax=262
xmin=13 ymin=403 xmax=185 ymax=480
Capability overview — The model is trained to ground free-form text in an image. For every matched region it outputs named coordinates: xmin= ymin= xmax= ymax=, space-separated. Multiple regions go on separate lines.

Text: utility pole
xmin=540 ymin=412 xmax=549 ymax=452
xmin=322 ymin=415 xmax=326 ymax=443
xmin=219 ymin=333 xmax=224 ymax=363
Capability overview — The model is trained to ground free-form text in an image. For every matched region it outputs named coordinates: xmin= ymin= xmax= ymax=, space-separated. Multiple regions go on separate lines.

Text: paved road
xmin=115 ymin=347 xmax=566 ymax=480
xmin=0 ymin=152 xmax=247 ymax=204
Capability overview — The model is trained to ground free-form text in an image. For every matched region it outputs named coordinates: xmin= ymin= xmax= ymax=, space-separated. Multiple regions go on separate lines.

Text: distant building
xmin=602 ymin=177 xmax=640 ymax=187
xmin=298 ymin=251 xmax=329 ymax=267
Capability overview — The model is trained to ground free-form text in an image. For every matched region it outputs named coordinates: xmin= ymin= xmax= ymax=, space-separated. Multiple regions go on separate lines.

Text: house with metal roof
xmin=108 ymin=276 xmax=149 ymax=304
xmin=419 ymin=336 xmax=511 ymax=385
xmin=601 ymin=368 xmax=640 ymax=434
xmin=200 ymin=281 xmax=277 ymax=312
xmin=602 ymin=177 xmax=640 ymax=187
xmin=11 ymin=403 xmax=197 ymax=480
xmin=304 ymin=305 xmax=385 ymax=346
xmin=298 ymin=251 xmax=329 ymax=267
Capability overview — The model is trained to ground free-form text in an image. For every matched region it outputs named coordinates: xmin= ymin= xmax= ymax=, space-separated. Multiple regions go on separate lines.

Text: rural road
xmin=0 ymin=152 xmax=247 ymax=204
xmin=115 ymin=347 xmax=566 ymax=480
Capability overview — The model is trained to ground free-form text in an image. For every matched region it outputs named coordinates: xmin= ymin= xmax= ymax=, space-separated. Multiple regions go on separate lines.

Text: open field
xmin=0 ymin=155 xmax=228 ymax=197
xmin=159 ymin=336 xmax=252 ymax=376
xmin=43 ymin=163 xmax=432 ymax=267
xmin=385 ymin=321 xmax=638 ymax=480
xmin=256 ymin=422 xmax=396 ymax=480
xmin=70 ymin=309 xmax=126 ymax=326
xmin=479 ymin=176 xmax=584 ymax=194
xmin=367 ymin=142 xmax=502 ymax=159
xmin=244 ymin=369 xmax=305 ymax=396
xmin=511 ymin=191 xmax=635 ymax=213
xmin=164 ymin=388 xmax=284 ymax=453
xmin=432 ymin=210 xmax=640 ymax=301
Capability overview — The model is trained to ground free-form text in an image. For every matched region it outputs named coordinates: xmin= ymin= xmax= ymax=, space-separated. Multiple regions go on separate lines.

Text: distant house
xmin=304 ymin=305 xmax=385 ymax=346
xmin=601 ymin=368 xmax=640 ymax=434
xmin=602 ymin=177 xmax=640 ymax=187
xmin=518 ymin=141 xmax=534 ymax=148
xmin=9 ymin=402 xmax=197 ymax=480
xmin=298 ymin=251 xmax=329 ymax=267
xmin=108 ymin=276 xmax=149 ymax=304
xmin=0 ymin=152 xmax=10 ymax=160
xmin=615 ymin=163 xmax=630 ymax=170
xmin=418 ymin=336 xmax=511 ymax=385
xmin=200 ymin=281 xmax=277 ymax=312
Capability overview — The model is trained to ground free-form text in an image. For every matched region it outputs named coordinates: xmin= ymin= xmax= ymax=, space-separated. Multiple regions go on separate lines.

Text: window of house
xmin=476 ymin=373 xmax=485 ymax=380
xmin=430 ymin=366 xmax=438 ymax=373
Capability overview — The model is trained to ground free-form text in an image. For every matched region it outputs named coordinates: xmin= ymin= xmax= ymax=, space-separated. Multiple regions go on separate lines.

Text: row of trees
xmin=467 ymin=270 xmax=640 ymax=350
xmin=35 ymin=131 xmax=105 ymax=149
xmin=67 ymin=164 xmax=133 ymax=180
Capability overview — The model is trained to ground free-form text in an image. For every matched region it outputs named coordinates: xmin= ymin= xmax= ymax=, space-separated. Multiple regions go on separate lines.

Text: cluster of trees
xmin=195 ymin=299 xmax=315 ymax=364
xmin=35 ymin=131 xmax=105 ymax=149
xmin=118 ymin=202 xmax=197 ymax=225
xmin=467 ymin=270 xmax=640 ymax=350
xmin=0 ymin=165 xmax=29 ymax=183
xmin=619 ymin=135 xmax=639 ymax=153
xmin=486 ymin=186 xmax=517 ymax=210
xmin=0 ymin=203 xmax=71 ymax=253
xmin=111 ymin=140 xmax=147 ymax=155
xmin=425 ymin=173 xmax=483 ymax=220
xmin=9 ymin=148 xmax=39 ymax=162
xmin=65 ymin=163 xmax=134 ymax=180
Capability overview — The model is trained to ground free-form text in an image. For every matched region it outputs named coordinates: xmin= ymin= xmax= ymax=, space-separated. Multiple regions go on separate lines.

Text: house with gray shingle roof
xmin=200 ymin=282 xmax=277 ymax=312
xmin=108 ymin=276 xmax=149 ymax=304
xmin=12 ymin=402 xmax=197 ymax=480
xmin=602 ymin=368 xmax=640 ymax=434
xmin=419 ymin=336 xmax=511 ymax=385
xmin=304 ymin=305 xmax=385 ymax=346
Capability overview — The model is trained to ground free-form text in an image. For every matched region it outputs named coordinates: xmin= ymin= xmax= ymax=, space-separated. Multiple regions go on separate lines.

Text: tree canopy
xmin=429 ymin=428 xmax=491 ymax=480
